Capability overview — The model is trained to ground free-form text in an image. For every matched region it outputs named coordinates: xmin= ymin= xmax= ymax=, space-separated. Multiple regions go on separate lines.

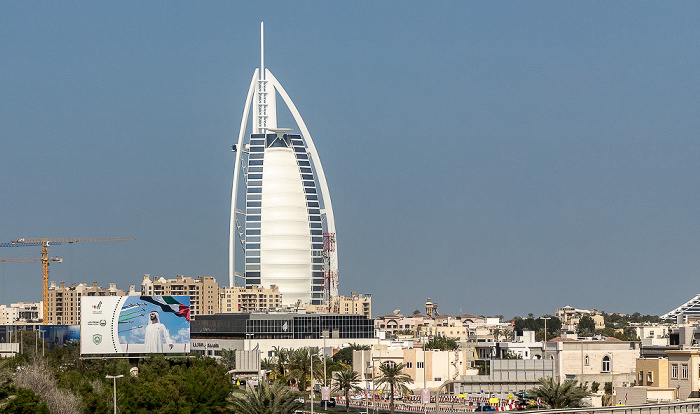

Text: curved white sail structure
xmin=228 ymin=22 xmax=338 ymax=306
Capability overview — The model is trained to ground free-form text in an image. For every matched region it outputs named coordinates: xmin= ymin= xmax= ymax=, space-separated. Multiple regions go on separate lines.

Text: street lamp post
xmin=105 ymin=374 xmax=124 ymax=414
xmin=245 ymin=333 xmax=253 ymax=351
xmin=310 ymin=347 xmax=314 ymax=414
xmin=540 ymin=317 xmax=551 ymax=359
xmin=322 ymin=333 xmax=327 ymax=410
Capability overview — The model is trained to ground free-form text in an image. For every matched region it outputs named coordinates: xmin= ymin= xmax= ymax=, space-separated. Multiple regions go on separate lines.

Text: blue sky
xmin=2 ymin=2 xmax=700 ymax=319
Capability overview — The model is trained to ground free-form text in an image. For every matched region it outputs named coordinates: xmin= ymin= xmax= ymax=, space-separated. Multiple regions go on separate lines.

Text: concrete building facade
xmin=141 ymin=274 xmax=219 ymax=317
xmin=45 ymin=281 xmax=134 ymax=325
xmin=546 ymin=337 xmax=640 ymax=391
xmin=219 ymin=285 xmax=282 ymax=313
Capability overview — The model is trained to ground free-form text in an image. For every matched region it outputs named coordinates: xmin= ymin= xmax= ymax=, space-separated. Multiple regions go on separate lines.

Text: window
xmin=434 ymin=378 xmax=441 ymax=382
xmin=672 ymin=364 xmax=678 ymax=379
xmin=682 ymin=364 xmax=688 ymax=379
xmin=417 ymin=362 xmax=424 ymax=369
xmin=602 ymin=356 xmax=610 ymax=373
xmin=647 ymin=371 xmax=653 ymax=383
xmin=584 ymin=355 xmax=589 ymax=366
xmin=405 ymin=362 xmax=413 ymax=368
xmin=638 ymin=371 xmax=644 ymax=382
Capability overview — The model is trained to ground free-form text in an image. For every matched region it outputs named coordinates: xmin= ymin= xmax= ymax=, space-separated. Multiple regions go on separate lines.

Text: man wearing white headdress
xmin=144 ymin=310 xmax=173 ymax=352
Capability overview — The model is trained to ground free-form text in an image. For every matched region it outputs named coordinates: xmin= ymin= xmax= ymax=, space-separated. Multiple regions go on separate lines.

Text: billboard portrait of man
xmin=144 ymin=311 xmax=173 ymax=352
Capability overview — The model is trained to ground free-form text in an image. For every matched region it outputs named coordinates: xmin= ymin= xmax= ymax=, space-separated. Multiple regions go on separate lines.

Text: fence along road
xmin=528 ymin=400 xmax=700 ymax=414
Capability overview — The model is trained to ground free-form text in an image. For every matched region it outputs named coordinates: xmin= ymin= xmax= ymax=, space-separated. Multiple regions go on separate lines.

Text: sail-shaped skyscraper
xmin=229 ymin=23 xmax=338 ymax=306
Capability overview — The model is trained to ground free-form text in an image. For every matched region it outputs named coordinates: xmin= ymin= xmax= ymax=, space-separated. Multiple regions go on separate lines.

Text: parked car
xmin=321 ymin=397 xmax=336 ymax=407
xmin=474 ymin=406 xmax=495 ymax=412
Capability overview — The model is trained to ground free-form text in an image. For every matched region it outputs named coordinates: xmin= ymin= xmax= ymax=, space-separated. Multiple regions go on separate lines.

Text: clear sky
xmin=2 ymin=2 xmax=700 ymax=319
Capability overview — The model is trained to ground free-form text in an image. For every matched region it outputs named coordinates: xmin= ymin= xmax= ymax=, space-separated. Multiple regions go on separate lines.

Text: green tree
xmin=501 ymin=351 xmax=523 ymax=360
xmin=332 ymin=367 xmax=362 ymax=412
xmin=577 ymin=316 xmax=596 ymax=336
xmin=220 ymin=348 xmax=236 ymax=372
xmin=529 ymin=377 xmax=590 ymax=409
xmin=424 ymin=336 xmax=458 ymax=351
xmin=289 ymin=347 xmax=322 ymax=392
xmin=332 ymin=343 xmax=369 ymax=366
xmin=373 ymin=363 xmax=414 ymax=414
xmin=591 ymin=381 xmax=600 ymax=393
xmin=1 ymin=388 xmax=50 ymax=414
xmin=230 ymin=381 xmax=301 ymax=414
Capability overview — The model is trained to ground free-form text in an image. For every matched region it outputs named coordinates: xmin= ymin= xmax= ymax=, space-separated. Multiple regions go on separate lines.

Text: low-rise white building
xmin=546 ymin=337 xmax=640 ymax=391
xmin=352 ymin=344 xmax=477 ymax=391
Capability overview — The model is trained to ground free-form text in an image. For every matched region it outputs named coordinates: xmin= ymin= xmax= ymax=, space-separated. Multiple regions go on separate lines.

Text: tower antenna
xmin=260 ymin=21 xmax=264 ymax=81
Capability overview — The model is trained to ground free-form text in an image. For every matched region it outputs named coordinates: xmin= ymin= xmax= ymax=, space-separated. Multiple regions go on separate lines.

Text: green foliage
xmin=288 ymin=347 xmax=323 ymax=392
xmin=424 ymin=336 xmax=458 ymax=351
xmin=332 ymin=343 xmax=369 ymax=365
xmin=576 ymin=316 xmax=596 ymax=336
xmin=1 ymin=387 xmax=50 ymax=414
xmin=114 ymin=355 xmax=232 ymax=414
xmin=529 ymin=377 xmax=590 ymax=409
xmin=220 ymin=348 xmax=236 ymax=372
xmin=512 ymin=316 xmax=561 ymax=340
xmin=374 ymin=363 xmax=414 ymax=414
xmin=591 ymin=381 xmax=600 ymax=393
xmin=501 ymin=351 xmax=523 ymax=360
xmin=230 ymin=381 xmax=301 ymax=414
xmin=332 ymin=367 xmax=362 ymax=412
xmin=604 ymin=381 xmax=612 ymax=395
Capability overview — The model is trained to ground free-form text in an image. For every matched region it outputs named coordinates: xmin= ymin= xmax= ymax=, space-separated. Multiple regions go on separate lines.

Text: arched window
xmin=584 ymin=355 xmax=589 ymax=366
xmin=602 ymin=356 xmax=610 ymax=372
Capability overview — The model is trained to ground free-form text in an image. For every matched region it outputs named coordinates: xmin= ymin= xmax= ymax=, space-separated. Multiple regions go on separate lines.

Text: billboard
xmin=81 ymin=296 xmax=190 ymax=355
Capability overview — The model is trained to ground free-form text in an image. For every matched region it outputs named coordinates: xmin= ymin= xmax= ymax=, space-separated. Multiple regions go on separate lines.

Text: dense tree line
xmin=512 ymin=315 xmax=562 ymax=341
xmin=0 ymin=339 xmax=231 ymax=413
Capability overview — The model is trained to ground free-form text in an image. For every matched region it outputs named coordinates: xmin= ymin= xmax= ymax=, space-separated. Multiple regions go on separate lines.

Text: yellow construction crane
xmin=0 ymin=237 xmax=136 ymax=324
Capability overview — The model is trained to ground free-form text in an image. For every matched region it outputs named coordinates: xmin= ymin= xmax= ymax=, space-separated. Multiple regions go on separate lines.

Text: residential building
xmin=45 ymin=281 xmax=135 ymax=325
xmin=0 ymin=302 xmax=42 ymax=324
xmin=546 ymin=337 xmax=640 ymax=391
xmin=556 ymin=305 xmax=605 ymax=332
xmin=219 ymin=285 xmax=282 ymax=313
xmin=333 ymin=293 xmax=372 ymax=318
xmin=141 ymin=274 xmax=219 ymax=317
xmin=352 ymin=345 xmax=476 ymax=391
xmin=666 ymin=349 xmax=700 ymax=399
xmin=636 ymin=357 xmax=669 ymax=388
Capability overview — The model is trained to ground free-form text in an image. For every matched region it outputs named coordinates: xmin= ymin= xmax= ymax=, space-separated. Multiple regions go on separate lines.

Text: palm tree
xmin=373 ymin=362 xmax=414 ymax=414
xmin=231 ymin=380 xmax=302 ymax=414
xmin=261 ymin=357 xmax=277 ymax=381
xmin=289 ymin=347 xmax=322 ymax=392
xmin=271 ymin=347 xmax=289 ymax=378
xmin=332 ymin=367 xmax=362 ymax=412
xmin=529 ymin=377 xmax=590 ymax=408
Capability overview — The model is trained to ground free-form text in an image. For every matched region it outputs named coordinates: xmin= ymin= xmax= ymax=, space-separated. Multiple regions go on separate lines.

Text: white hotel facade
xmin=229 ymin=23 xmax=338 ymax=306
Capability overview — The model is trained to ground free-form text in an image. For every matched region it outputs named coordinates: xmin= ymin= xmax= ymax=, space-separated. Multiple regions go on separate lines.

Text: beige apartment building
xmin=636 ymin=357 xmax=669 ymax=388
xmin=141 ymin=274 xmax=219 ymax=317
xmin=556 ymin=305 xmax=605 ymax=332
xmin=219 ymin=285 xmax=282 ymax=313
xmin=353 ymin=345 xmax=476 ymax=390
xmin=666 ymin=349 xmax=700 ymax=399
xmin=333 ymin=292 xmax=372 ymax=318
xmin=45 ymin=281 xmax=134 ymax=325
xmin=546 ymin=337 xmax=640 ymax=390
